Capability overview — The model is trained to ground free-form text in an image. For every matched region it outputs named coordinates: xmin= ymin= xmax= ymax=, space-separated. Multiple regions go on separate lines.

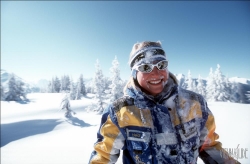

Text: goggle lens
xmin=135 ymin=60 xmax=168 ymax=73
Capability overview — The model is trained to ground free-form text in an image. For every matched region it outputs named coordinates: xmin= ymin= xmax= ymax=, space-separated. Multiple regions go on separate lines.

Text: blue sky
xmin=1 ymin=1 xmax=250 ymax=83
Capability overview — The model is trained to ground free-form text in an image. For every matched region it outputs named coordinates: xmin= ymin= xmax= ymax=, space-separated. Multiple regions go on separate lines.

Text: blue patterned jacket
xmin=89 ymin=73 xmax=238 ymax=164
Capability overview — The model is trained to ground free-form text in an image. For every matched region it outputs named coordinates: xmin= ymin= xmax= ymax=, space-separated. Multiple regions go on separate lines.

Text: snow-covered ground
xmin=1 ymin=93 xmax=250 ymax=164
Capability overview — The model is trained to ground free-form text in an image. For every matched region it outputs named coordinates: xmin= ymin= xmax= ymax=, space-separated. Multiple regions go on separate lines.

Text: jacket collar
xmin=124 ymin=72 xmax=178 ymax=108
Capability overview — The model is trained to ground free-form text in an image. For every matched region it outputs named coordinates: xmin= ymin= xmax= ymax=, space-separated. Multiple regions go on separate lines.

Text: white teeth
xmin=148 ymin=79 xmax=161 ymax=84
xmin=147 ymin=77 xmax=164 ymax=84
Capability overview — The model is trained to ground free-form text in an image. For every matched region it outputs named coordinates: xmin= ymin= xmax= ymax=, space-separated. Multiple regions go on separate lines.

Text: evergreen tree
xmin=196 ymin=75 xmax=206 ymax=97
xmin=79 ymin=74 xmax=86 ymax=96
xmin=206 ymin=68 xmax=217 ymax=101
xmin=213 ymin=64 xmax=228 ymax=101
xmin=65 ymin=75 xmax=71 ymax=92
xmin=69 ymin=77 xmax=76 ymax=100
xmin=109 ymin=56 xmax=123 ymax=101
xmin=1 ymin=84 xmax=5 ymax=100
xmin=75 ymin=74 xmax=86 ymax=100
xmin=60 ymin=94 xmax=76 ymax=118
xmin=16 ymin=80 xmax=27 ymax=100
xmin=5 ymin=75 xmax=18 ymax=101
xmin=185 ymin=70 xmax=196 ymax=92
xmin=179 ymin=74 xmax=187 ymax=89
xmin=5 ymin=74 xmax=26 ymax=101
xmin=60 ymin=75 xmax=65 ymax=92
xmin=54 ymin=76 xmax=61 ymax=93
xmin=51 ymin=77 xmax=55 ymax=93
xmin=47 ymin=81 xmax=52 ymax=93
xmin=60 ymin=75 xmax=70 ymax=92
xmin=103 ymin=77 xmax=111 ymax=94
xmin=93 ymin=59 xmax=105 ymax=112
xmin=75 ymin=86 xmax=81 ymax=100
xmin=48 ymin=78 xmax=55 ymax=93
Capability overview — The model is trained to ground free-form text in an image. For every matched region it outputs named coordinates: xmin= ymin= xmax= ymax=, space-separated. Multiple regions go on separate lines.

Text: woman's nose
xmin=150 ymin=66 xmax=160 ymax=74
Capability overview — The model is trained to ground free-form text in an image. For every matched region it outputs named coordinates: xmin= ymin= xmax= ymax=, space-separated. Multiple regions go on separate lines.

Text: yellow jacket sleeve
xmin=89 ymin=112 xmax=125 ymax=164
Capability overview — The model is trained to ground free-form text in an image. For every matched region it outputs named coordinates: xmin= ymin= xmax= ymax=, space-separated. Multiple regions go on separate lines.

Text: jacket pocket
xmin=126 ymin=129 xmax=152 ymax=164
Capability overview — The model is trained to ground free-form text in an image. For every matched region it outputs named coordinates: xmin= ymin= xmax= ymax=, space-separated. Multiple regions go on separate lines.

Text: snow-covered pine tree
xmin=66 ymin=75 xmax=71 ymax=92
xmin=16 ymin=79 xmax=27 ymax=100
xmin=206 ymin=68 xmax=217 ymax=101
xmin=60 ymin=94 xmax=76 ymax=118
xmin=47 ymin=81 xmax=52 ymax=93
xmin=196 ymin=75 xmax=206 ymax=97
xmin=60 ymin=75 xmax=70 ymax=93
xmin=50 ymin=77 xmax=56 ymax=93
xmin=213 ymin=64 xmax=228 ymax=101
xmin=179 ymin=74 xmax=186 ymax=89
xmin=75 ymin=74 xmax=86 ymax=100
xmin=93 ymin=59 xmax=105 ymax=112
xmin=5 ymin=74 xmax=26 ymax=101
xmin=103 ymin=77 xmax=111 ymax=94
xmin=5 ymin=74 xmax=18 ymax=100
xmin=86 ymin=85 xmax=92 ymax=94
xmin=60 ymin=75 xmax=65 ymax=92
xmin=79 ymin=74 xmax=86 ymax=96
xmin=75 ymin=87 xmax=81 ymax=100
xmin=52 ymin=78 xmax=56 ymax=93
xmin=69 ymin=77 xmax=76 ymax=100
xmin=1 ymin=84 xmax=4 ymax=100
xmin=185 ymin=70 xmax=196 ymax=92
xmin=54 ymin=76 xmax=61 ymax=93
xmin=109 ymin=56 xmax=123 ymax=101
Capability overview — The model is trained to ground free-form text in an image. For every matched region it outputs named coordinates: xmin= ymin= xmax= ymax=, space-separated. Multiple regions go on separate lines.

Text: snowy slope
xmin=1 ymin=93 xmax=250 ymax=164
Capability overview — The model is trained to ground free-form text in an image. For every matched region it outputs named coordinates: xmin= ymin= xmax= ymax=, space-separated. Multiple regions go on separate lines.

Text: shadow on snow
xmin=5 ymin=99 xmax=36 ymax=104
xmin=1 ymin=119 xmax=62 ymax=147
xmin=16 ymin=99 xmax=32 ymax=104
xmin=65 ymin=116 xmax=93 ymax=128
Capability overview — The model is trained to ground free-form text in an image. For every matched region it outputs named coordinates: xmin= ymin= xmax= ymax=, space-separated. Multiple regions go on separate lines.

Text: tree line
xmin=179 ymin=64 xmax=240 ymax=103
xmin=1 ymin=58 xmax=250 ymax=106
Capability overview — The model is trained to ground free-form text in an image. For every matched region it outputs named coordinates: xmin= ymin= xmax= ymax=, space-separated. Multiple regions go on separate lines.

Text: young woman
xmin=89 ymin=41 xmax=239 ymax=164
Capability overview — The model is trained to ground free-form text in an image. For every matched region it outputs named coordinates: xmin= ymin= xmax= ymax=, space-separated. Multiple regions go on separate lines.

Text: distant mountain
xmin=229 ymin=77 xmax=250 ymax=104
xmin=1 ymin=69 xmax=40 ymax=93
xmin=83 ymin=78 xmax=93 ymax=87
xmin=1 ymin=69 xmax=94 ymax=93
xmin=1 ymin=69 xmax=25 ymax=85
xmin=229 ymin=77 xmax=250 ymax=85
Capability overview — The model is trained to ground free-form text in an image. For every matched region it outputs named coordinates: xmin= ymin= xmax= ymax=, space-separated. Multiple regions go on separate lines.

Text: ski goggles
xmin=132 ymin=60 xmax=168 ymax=73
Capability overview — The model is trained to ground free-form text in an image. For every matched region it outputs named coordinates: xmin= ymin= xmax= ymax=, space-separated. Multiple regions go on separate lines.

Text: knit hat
xmin=129 ymin=41 xmax=167 ymax=69
xmin=129 ymin=41 xmax=167 ymax=79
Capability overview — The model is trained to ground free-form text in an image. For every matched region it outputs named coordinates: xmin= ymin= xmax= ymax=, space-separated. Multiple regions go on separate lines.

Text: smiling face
xmin=136 ymin=64 xmax=169 ymax=96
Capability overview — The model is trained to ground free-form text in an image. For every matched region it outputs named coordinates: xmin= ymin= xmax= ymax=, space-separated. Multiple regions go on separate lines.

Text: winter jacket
xmin=89 ymin=73 xmax=239 ymax=164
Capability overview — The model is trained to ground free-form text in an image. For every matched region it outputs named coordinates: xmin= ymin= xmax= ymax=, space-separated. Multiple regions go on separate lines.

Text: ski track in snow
xmin=1 ymin=93 xmax=250 ymax=164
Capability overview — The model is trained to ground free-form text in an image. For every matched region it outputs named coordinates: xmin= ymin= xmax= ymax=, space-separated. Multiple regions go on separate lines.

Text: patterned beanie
xmin=129 ymin=41 xmax=167 ymax=79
